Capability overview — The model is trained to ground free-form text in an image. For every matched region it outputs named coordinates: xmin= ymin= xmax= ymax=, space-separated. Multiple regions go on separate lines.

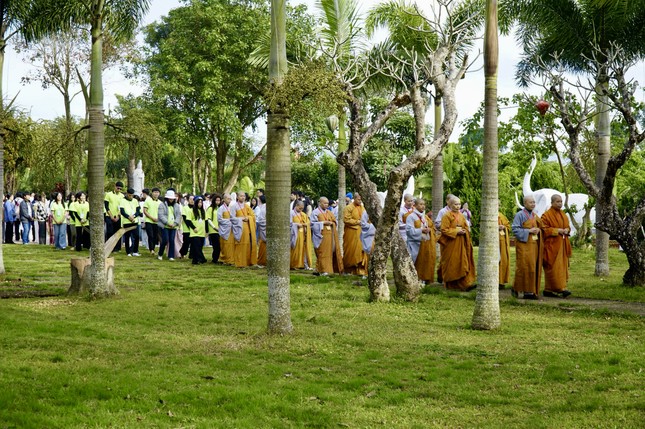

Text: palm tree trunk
xmin=337 ymin=112 xmax=347 ymax=255
xmin=472 ymin=0 xmax=500 ymax=330
xmin=431 ymin=95 xmax=443 ymax=217
xmin=594 ymin=78 xmax=610 ymax=276
xmin=87 ymin=10 xmax=115 ymax=297
xmin=266 ymin=0 xmax=292 ymax=335
xmin=0 ymin=42 xmax=6 ymax=274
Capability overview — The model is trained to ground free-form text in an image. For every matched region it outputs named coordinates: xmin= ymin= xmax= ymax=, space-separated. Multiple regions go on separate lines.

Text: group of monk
xmin=397 ymin=192 xmax=572 ymax=298
xmin=213 ymin=186 xmax=573 ymax=300
xmin=510 ymin=194 xmax=573 ymax=299
xmin=288 ymin=193 xmax=373 ymax=277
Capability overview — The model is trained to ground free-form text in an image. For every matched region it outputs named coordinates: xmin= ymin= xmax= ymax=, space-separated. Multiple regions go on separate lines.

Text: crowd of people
xmin=3 ymin=183 xmax=572 ymax=298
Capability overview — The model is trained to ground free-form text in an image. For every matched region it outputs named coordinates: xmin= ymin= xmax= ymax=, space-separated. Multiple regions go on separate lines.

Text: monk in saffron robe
xmin=540 ymin=194 xmax=573 ymax=298
xmin=310 ymin=197 xmax=343 ymax=275
xmin=230 ymin=193 xmax=258 ymax=267
xmin=438 ymin=197 xmax=476 ymax=291
xmin=217 ymin=193 xmax=235 ymax=265
xmin=290 ymin=200 xmax=315 ymax=269
xmin=406 ymin=198 xmax=436 ymax=283
xmin=511 ymin=195 xmax=543 ymax=300
xmin=256 ymin=195 xmax=267 ymax=266
xmin=498 ymin=209 xmax=511 ymax=289
xmin=343 ymin=193 xmax=369 ymax=276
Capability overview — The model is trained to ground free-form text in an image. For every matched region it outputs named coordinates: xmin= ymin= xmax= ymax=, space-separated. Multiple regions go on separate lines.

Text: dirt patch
xmin=500 ymin=288 xmax=645 ymax=317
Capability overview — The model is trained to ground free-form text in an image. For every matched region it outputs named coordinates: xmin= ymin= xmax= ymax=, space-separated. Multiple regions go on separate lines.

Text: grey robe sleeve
xmin=360 ymin=210 xmax=376 ymax=254
xmin=217 ymin=206 xmax=232 ymax=240
xmin=511 ymin=211 xmax=530 ymax=243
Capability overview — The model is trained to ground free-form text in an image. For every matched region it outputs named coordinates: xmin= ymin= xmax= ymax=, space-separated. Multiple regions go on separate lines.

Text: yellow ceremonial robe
xmin=234 ymin=205 xmax=258 ymax=267
xmin=513 ymin=214 xmax=543 ymax=294
xmin=412 ymin=213 xmax=437 ymax=282
xmin=219 ymin=210 xmax=235 ymax=265
xmin=343 ymin=204 xmax=368 ymax=276
xmin=290 ymin=211 xmax=314 ymax=269
xmin=314 ymin=209 xmax=343 ymax=274
xmin=541 ymin=208 xmax=572 ymax=293
xmin=438 ymin=211 xmax=476 ymax=290
xmin=498 ymin=213 xmax=511 ymax=285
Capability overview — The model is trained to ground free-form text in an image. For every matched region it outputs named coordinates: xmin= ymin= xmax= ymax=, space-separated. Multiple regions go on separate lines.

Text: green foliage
xmin=264 ymin=59 xmax=347 ymax=119
xmin=291 ymin=154 xmax=340 ymax=201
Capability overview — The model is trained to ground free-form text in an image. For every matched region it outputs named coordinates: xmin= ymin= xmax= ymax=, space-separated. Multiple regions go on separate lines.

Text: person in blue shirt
xmin=3 ymin=194 xmax=15 ymax=244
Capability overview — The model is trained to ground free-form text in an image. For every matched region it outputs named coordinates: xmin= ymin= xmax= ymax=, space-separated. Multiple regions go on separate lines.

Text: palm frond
xmin=316 ymin=0 xmax=362 ymax=54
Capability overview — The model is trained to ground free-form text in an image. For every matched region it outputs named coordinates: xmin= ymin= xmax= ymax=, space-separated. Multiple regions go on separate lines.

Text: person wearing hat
xmin=157 ymin=189 xmax=182 ymax=260
xmin=119 ymin=188 xmax=141 ymax=256
xmin=105 ymin=181 xmax=124 ymax=252
xmin=143 ymin=187 xmax=161 ymax=255
xmin=185 ymin=196 xmax=207 ymax=265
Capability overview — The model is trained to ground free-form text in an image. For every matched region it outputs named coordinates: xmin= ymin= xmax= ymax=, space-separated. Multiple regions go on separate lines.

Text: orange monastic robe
xmin=343 ymin=204 xmax=368 ymax=276
xmin=408 ymin=212 xmax=437 ymax=282
xmin=290 ymin=211 xmax=314 ymax=269
xmin=233 ymin=204 xmax=258 ymax=267
xmin=438 ymin=211 xmax=476 ymax=290
xmin=257 ymin=240 xmax=267 ymax=266
xmin=313 ymin=209 xmax=343 ymax=274
xmin=498 ymin=213 xmax=511 ymax=285
xmin=512 ymin=209 xmax=543 ymax=294
xmin=541 ymin=207 xmax=572 ymax=293
xmin=219 ymin=208 xmax=235 ymax=265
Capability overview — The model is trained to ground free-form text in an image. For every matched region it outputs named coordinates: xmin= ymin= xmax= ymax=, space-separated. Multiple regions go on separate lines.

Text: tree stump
xmin=68 ymin=226 xmax=133 ymax=295
xmin=69 ymin=257 xmax=115 ymax=294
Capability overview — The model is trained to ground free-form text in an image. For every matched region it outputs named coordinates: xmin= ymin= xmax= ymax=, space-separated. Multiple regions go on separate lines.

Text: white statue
xmin=515 ymin=157 xmax=595 ymax=236
xmin=133 ymin=160 xmax=145 ymax=196
xmin=375 ymin=155 xmax=416 ymax=208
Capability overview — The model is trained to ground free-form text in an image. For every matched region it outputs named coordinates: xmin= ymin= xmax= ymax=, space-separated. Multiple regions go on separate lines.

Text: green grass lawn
xmin=0 ymin=244 xmax=643 ymax=428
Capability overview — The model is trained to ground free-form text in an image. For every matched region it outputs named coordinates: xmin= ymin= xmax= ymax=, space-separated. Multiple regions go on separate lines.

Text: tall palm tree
xmin=266 ymin=0 xmax=293 ymax=334
xmin=472 ymin=0 xmax=500 ymax=330
xmin=0 ymin=0 xmax=42 ymax=274
xmin=509 ymin=0 xmax=645 ymax=277
xmin=27 ymin=0 xmax=151 ymax=296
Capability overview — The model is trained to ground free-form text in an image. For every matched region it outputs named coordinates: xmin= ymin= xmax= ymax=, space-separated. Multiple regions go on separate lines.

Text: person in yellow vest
xmin=179 ymin=195 xmax=194 ymax=259
xmin=104 ymin=181 xmax=124 ymax=252
xmin=73 ymin=192 xmax=90 ymax=251
xmin=67 ymin=194 xmax=78 ymax=249
xmin=185 ymin=196 xmax=207 ymax=265
xmin=230 ymin=192 xmax=257 ymax=267
xmin=50 ymin=192 xmax=67 ymax=250
xmin=406 ymin=198 xmax=437 ymax=283
xmin=143 ymin=187 xmax=162 ymax=255
xmin=205 ymin=193 xmax=221 ymax=263
xmin=157 ymin=189 xmax=181 ymax=261
xmin=310 ymin=197 xmax=343 ymax=275
xmin=290 ymin=200 xmax=314 ymax=270
xmin=217 ymin=193 xmax=234 ymax=265
xmin=119 ymin=188 xmax=141 ymax=257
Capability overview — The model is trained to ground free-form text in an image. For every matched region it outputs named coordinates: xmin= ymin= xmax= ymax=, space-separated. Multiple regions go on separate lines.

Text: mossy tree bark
xmin=266 ymin=0 xmax=292 ymax=334
xmin=472 ymin=0 xmax=501 ymax=330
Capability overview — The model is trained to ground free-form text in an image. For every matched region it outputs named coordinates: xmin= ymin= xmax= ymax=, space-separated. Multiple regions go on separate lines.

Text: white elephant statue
xmin=515 ymin=157 xmax=595 ymax=236
xmin=375 ymin=156 xmax=416 ymax=209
